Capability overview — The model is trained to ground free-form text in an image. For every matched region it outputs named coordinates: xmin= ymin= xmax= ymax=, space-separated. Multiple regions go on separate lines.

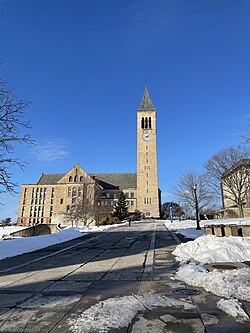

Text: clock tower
xmin=137 ymin=87 xmax=160 ymax=218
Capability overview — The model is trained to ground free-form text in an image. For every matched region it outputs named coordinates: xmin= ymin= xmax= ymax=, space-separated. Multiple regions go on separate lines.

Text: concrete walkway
xmin=0 ymin=221 xmax=249 ymax=332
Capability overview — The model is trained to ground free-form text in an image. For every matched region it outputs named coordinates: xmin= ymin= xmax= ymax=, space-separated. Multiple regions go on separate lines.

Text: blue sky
xmin=0 ymin=0 xmax=250 ymax=220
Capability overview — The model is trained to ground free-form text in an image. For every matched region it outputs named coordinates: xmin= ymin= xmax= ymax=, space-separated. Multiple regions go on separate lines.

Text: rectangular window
xmin=106 ymin=192 xmax=110 ymax=198
xmin=60 ymin=198 xmax=63 ymax=204
xmin=131 ymin=201 xmax=134 ymax=206
xmin=68 ymin=187 xmax=71 ymax=197
xmin=113 ymin=192 xmax=118 ymax=199
xmin=125 ymin=193 xmax=129 ymax=199
xmin=51 ymin=187 xmax=55 ymax=198
xmin=131 ymin=192 xmax=134 ymax=199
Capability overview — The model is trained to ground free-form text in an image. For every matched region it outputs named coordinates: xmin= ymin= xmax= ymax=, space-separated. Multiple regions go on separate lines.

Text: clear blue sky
xmin=0 ymin=0 xmax=250 ymax=220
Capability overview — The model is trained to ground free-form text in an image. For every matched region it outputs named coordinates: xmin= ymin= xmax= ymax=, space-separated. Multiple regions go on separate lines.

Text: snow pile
xmin=68 ymin=292 xmax=195 ymax=333
xmin=217 ymin=299 xmax=249 ymax=323
xmin=173 ymin=235 xmax=250 ymax=264
xmin=175 ymin=263 xmax=250 ymax=302
xmin=0 ymin=228 xmax=84 ymax=260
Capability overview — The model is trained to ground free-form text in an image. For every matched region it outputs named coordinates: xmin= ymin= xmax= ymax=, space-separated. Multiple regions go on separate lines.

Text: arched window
xmin=149 ymin=117 xmax=151 ymax=129
xmin=145 ymin=117 xmax=148 ymax=129
xmin=80 ymin=176 xmax=83 ymax=182
xmin=141 ymin=117 xmax=144 ymax=129
xmin=69 ymin=176 xmax=73 ymax=182
xmin=74 ymin=175 xmax=78 ymax=182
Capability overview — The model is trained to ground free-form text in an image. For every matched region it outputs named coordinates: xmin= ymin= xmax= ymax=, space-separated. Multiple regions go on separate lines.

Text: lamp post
xmin=193 ymin=184 xmax=201 ymax=230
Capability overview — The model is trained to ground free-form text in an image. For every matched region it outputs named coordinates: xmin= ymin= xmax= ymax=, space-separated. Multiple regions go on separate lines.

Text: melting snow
xmin=68 ymin=292 xmax=195 ymax=333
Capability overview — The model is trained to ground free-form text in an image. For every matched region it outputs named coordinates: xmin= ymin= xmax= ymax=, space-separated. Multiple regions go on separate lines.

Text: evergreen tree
xmin=113 ymin=191 xmax=129 ymax=221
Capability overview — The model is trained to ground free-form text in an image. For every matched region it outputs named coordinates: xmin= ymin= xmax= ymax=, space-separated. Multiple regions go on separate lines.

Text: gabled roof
xmin=138 ymin=87 xmax=156 ymax=112
xmin=36 ymin=170 xmax=137 ymax=190
xmin=91 ymin=173 xmax=137 ymax=190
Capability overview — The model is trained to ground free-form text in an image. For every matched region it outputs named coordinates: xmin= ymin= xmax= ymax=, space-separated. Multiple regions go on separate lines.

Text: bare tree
xmin=66 ymin=183 xmax=101 ymax=227
xmin=204 ymin=145 xmax=249 ymax=197
xmin=0 ymin=75 xmax=33 ymax=196
xmin=173 ymin=172 xmax=215 ymax=219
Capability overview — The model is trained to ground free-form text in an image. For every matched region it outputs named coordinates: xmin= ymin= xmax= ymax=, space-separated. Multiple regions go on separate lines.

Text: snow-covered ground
xmin=164 ymin=218 xmax=250 ymax=322
xmin=0 ymin=222 xmax=127 ymax=261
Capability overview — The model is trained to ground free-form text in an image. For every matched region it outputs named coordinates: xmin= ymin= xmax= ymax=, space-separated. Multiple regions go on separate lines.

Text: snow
xmin=168 ymin=217 xmax=250 ymax=322
xmin=217 ymin=299 xmax=249 ymax=323
xmin=68 ymin=292 xmax=195 ymax=333
xmin=0 ymin=222 xmax=129 ymax=260
xmin=173 ymin=234 xmax=250 ymax=264
xmin=175 ymin=263 xmax=250 ymax=302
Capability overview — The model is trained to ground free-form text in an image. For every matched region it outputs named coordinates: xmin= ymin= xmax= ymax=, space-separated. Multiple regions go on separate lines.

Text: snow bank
xmin=173 ymin=234 xmax=250 ymax=264
xmin=0 ymin=228 xmax=85 ymax=260
xmin=68 ymin=292 xmax=195 ymax=333
xmin=217 ymin=299 xmax=249 ymax=323
xmin=175 ymin=263 xmax=250 ymax=302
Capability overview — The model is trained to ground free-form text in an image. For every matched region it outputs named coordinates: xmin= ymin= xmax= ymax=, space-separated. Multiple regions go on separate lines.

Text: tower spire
xmin=138 ymin=87 xmax=156 ymax=112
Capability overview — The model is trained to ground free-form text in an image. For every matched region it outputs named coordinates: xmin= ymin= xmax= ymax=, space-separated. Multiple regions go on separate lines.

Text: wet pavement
xmin=0 ymin=221 xmax=249 ymax=332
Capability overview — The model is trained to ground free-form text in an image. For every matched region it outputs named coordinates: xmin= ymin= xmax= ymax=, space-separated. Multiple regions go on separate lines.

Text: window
xmin=141 ymin=117 xmax=144 ymax=129
xmin=131 ymin=201 xmax=134 ymax=206
xmin=80 ymin=176 xmax=83 ymax=182
xmin=60 ymin=198 xmax=63 ymax=204
xmin=149 ymin=117 xmax=151 ymax=129
xmin=113 ymin=192 xmax=118 ymax=199
xmin=131 ymin=192 xmax=134 ymax=198
xmin=74 ymin=175 xmax=78 ymax=182
xmin=125 ymin=193 xmax=129 ymax=199
xmin=51 ymin=188 xmax=55 ymax=198
xmin=72 ymin=197 xmax=76 ymax=204
xmin=107 ymin=193 xmax=110 ymax=198
xmin=24 ymin=188 xmax=27 ymax=198
xmin=69 ymin=176 xmax=73 ymax=182
xmin=78 ymin=187 xmax=82 ymax=197
xmin=145 ymin=117 xmax=148 ymax=129
xmin=72 ymin=187 xmax=77 ymax=197
xmin=68 ymin=187 xmax=72 ymax=197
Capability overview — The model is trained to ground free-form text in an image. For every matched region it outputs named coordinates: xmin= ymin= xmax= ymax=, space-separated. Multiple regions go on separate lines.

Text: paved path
xmin=0 ymin=221 xmax=249 ymax=332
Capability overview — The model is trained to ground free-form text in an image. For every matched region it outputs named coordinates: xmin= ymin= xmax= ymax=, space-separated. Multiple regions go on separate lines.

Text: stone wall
xmin=10 ymin=224 xmax=60 ymax=237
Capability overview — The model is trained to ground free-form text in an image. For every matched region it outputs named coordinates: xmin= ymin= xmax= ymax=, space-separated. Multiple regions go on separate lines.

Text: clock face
xmin=143 ymin=133 xmax=150 ymax=141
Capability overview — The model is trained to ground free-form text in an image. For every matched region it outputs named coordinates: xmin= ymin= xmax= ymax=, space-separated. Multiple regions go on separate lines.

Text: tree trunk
xmin=239 ymin=204 xmax=244 ymax=218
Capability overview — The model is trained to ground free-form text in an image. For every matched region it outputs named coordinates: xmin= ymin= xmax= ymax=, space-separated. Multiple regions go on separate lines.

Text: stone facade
xmin=17 ymin=88 xmax=160 ymax=226
xmin=136 ymin=89 xmax=160 ymax=218
xmin=217 ymin=159 xmax=250 ymax=218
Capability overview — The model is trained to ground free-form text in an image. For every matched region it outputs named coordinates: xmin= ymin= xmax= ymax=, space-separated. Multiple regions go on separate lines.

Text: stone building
xmin=218 ymin=159 xmax=250 ymax=218
xmin=17 ymin=88 xmax=160 ymax=226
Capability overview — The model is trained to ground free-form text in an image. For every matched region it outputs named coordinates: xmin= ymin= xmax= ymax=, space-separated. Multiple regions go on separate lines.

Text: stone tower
xmin=137 ymin=87 xmax=160 ymax=218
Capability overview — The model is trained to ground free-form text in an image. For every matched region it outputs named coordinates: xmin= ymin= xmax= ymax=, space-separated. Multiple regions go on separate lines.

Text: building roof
xmin=222 ymin=159 xmax=250 ymax=178
xmin=91 ymin=173 xmax=137 ymax=190
xmin=37 ymin=173 xmax=64 ymax=185
xmin=138 ymin=87 xmax=156 ymax=112
xmin=37 ymin=171 xmax=137 ymax=190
